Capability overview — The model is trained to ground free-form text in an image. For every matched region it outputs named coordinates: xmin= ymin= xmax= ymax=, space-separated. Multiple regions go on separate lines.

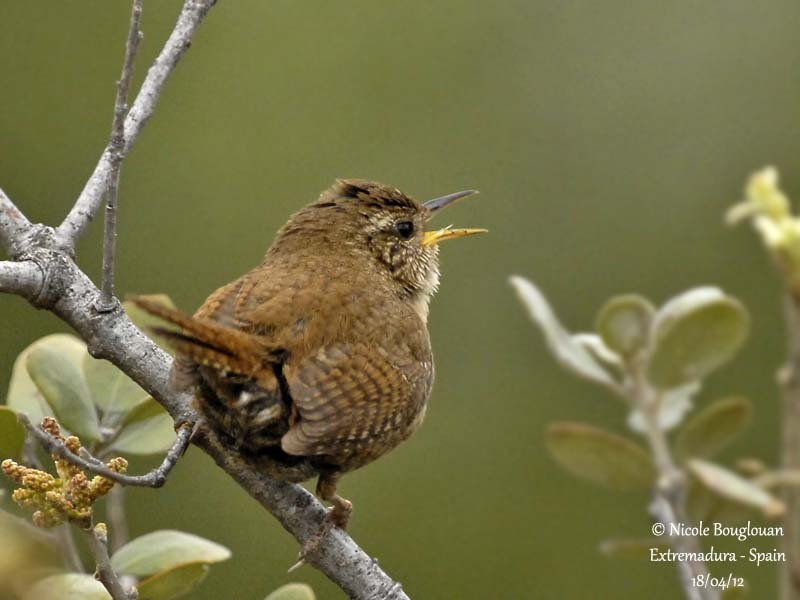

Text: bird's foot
xmin=287 ymin=500 xmax=352 ymax=573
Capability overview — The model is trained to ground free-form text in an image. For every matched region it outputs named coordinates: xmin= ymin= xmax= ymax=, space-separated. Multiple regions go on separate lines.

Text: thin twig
xmin=57 ymin=524 xmax=86 ymax=574
xmin=19 ymin=413 xmax=193 ymax=488
xmin=754 ymin=469 xmax=800 ymax=490
xmin=97 ymin=0 xmax=144 ymax=311
xmin=57 ymin=0 xmax=216 ymax=247
xmin=630 ymin=361 xmax=717 ymax=600
xmin=780 ymin=293 xmax=800 ymax=600
xmin=106 ymin=486 xmax=129 ymax=553
xmin=0 ymin=185 xmax=32 ymax=256
xmin=83 ymin=522 xmax=135 ymax=600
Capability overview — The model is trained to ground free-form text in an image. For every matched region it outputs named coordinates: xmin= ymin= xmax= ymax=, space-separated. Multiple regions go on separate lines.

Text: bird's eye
xmin=395 ymin=220 xmax=414 ymax=239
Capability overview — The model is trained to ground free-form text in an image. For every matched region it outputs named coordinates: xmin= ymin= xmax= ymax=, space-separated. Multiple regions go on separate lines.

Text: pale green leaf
xmin=648 ymin=287 xmax=750 ymax=389
xmin=22 ymin=573 xmax=111 ymax=600
xmin=111 ymin=530 xmax=231 ymax=578
xmin=83 ymin=355 xmax=148 ymax=418
xmin=265 ymin=583 xmax=317 ymax=600
xmin=685 ymin=475 xmax=755 ymax=525
xmin=136 ymin=562 xmax=210 ymax=600
xmin=0 ymin=406 xmax=25 ymax=460
xmin=510 ymin=276 xmax=617 ymax=389
xmin=688 ymin=459 xmax=785 ymax=519
xmin=595 ymin=294 xmax=654 ymax=358
xmin=25 ymin=337 xmax=100 ymax=441
xmin=108 ymin=398 xmax=176 ymax=455
xmin=6 ymin=334 xmax=85 ymax=424
xmin=546 ymin=422 xmax=655 ymax=491
xmin=676 ymin=397 xmax=752 ymax=460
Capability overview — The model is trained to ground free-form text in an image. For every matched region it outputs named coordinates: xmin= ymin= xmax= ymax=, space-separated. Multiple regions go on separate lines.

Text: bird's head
xmin=275 ymin=179 xmax=485 ymax=317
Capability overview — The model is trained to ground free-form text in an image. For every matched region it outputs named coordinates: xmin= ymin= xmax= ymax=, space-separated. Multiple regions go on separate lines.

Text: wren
xmin=132 ymin=179 xmax=484 ymax=556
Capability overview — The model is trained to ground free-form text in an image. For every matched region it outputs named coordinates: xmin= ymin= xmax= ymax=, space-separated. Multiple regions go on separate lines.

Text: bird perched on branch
xmin=131 ymin=179 xmax=484 ymax=560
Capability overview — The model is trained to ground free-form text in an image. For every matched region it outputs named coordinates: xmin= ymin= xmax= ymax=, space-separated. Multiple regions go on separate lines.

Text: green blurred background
xmin=2 ymin=1 xmax=799 ymax=598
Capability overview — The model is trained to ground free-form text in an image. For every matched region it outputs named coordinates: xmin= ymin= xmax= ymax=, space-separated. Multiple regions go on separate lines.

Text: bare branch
xmin=0 ymin=260 xmax=43 ymax=297
xmin=0 ymin=248 xmax=410 ymax=599
xmin=19 ymin=413 xmax=193 ymax=489
xmin=57 ymin=0 xmax=216 ymax=246
xmin=83 ymin=523 xmax=136 ymax=600
xmin=0 ymin=186 xmax=32 ymax=256
xmin=629 ymin=363 xmax=717 ymax=600
xmin=98 ymin=0 xmax=144 ymax=311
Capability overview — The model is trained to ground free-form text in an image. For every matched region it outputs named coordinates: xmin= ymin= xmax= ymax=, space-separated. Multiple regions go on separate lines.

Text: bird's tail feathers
xmin=128 ymin=295 xmax=267 ymax=375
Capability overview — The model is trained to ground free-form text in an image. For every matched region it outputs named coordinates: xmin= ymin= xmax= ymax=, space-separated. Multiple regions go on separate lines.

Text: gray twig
xmin=83 ymin=522 xmax=136 ymax=600
xmin=19 ymin=413 xmax=193 ymax=489
xmin=0 ymin=185 xmax=32 ymax=256
xmin=57 ymin=524 xmax=86 ymax=574
xmin=57 ymin=0 xmax=216 ymax=247
xmin=0 ymin=260 xmax=43 ymax=297
xmin=628 ymin=360 xmax=717 ymax=600
xmin=97 ymin=0 xmax=144 ymax=312
xmin=106 ymin=485 xmax=129 ymax=553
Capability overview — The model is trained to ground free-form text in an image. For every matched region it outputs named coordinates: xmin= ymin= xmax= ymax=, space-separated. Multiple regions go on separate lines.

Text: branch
xmin=0 ymin=186 xmax=32 ymax=256
xmin=630 ymin=363 xmax=717 ymax=600
xmin=106 ymin=486 xmax=129 ymax=554
xmin=57 ymin=524 xmax=86 ymax=574
xmin=1 ymin=255 xmax=410 ymax=599
xmin=19 ymin=413 xmax=193 ymax=488
xmin=98 ymin=0 xmax=144 ymax=311
xmin=56 ymin=0 xmax=216 ymax=246
xmin=0 ymin=260 xmax=43 ymax=297
xmin=83 ymin=523 xmax=135 ymax=600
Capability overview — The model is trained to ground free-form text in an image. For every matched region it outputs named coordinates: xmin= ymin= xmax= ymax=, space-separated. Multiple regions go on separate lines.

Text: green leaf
xmin=108 ymin=398 xmax=176 ymax=455
xmin=111 ymin=530 xmax=231 ymax=578
xmin=265 ymin=583 xmax=317 ymax=600
xmin=136 ymin=562 xmax=210 ymax=600
xmin=6 ymin=334 xmax=85 ymax=424
xmin=83 ymin=355 xmax=149 ymax=419
xmin=688 ymin=459 xmax=785 ymax=519
xmin=545 ymin=422 xmax=655 ymax=491
xmin=0 ymin=407 xmax=25 ymax=460
xmin=22 ymin=573 xmax=111 ymax=600
xmin=510 ymin=276 xmax=617 ymax=389
xmin=595 ymin=294 xmax=655 ymax=358
xmin=676 ymin=397 xmax=752 ymax=460
xmin=24 ymin=336 xmax=100 ymax=441
xmin=685 ymin=474 xmax=756 ymax=525
xmin=647 ymin=287 xmax=750 ymax=389
xmin=598 ymin=538 xmax=667 ymax=560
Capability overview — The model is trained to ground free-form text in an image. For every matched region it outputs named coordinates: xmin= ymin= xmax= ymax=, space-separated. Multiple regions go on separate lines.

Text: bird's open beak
xmin=422 ymin=189 xmax=487 ymax=246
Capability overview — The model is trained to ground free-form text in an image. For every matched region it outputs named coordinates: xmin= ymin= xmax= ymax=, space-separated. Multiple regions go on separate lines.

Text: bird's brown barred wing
xmin=281 ymin=342 xmax=427 ymax=459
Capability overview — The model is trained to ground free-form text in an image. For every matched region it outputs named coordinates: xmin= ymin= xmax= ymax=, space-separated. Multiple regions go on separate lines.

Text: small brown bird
xmin=132 ymin=179 xmax=484 ymax=554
